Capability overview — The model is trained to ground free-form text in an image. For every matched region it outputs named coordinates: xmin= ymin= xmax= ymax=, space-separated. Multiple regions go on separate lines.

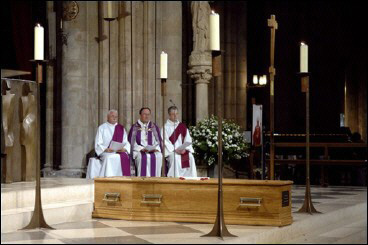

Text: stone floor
xmin=1 ymin=182 xmax=367 ymax=244
xmin=1 ymin=178 xmax=94 ymax=233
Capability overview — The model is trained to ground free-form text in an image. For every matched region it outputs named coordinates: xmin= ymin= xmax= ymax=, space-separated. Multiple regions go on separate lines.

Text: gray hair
xmin=168 ymin=106 xmax=178 ymax=114
xmin=107 ymin=109 xmax=118 ymax=116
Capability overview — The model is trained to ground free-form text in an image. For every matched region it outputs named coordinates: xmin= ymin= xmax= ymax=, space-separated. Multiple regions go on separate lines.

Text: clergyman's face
xmin=107 ymin=112 xmax=118 ymax=124
xmin=140 ymin=109 xmax=151 ymax=123
xmin=169 ymin=110 xmax=178 ymax=122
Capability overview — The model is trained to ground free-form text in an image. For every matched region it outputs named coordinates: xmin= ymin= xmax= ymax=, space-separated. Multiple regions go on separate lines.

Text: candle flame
xmin=211 ymin=10 xmax=215 ymax=14
xmin=36 ymin=23 xmax=41 ymax=27
xmin=301 ymin=42 xmax=306 ymax=45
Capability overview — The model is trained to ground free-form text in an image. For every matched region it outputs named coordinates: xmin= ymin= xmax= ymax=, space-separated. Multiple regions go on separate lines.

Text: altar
xmin=92 ymin=177 xmax=293 ymax=227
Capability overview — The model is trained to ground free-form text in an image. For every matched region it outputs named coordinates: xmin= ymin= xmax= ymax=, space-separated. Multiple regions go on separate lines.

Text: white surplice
xmin=94 ymin=122 xmax=130 ymax=177
xmin=162 ymin=119 xmax=197 ymax=178
xmin=132 ymin=120 xmax=162 ymax=177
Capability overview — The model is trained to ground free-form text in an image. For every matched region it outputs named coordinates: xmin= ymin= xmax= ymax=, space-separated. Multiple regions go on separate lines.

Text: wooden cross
xmin=268 ymin=15 xmax=278 ymax=180
xmin=268 ymin=15 xmax=278 ymax=77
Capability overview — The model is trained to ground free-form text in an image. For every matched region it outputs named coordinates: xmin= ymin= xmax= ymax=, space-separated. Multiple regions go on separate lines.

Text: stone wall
xmin=44 ymin=1 xmax=182 ymax=176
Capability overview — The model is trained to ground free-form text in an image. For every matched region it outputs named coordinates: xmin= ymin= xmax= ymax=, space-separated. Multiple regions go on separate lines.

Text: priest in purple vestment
xmin=128 ymin=107 xmax=163 ymax=177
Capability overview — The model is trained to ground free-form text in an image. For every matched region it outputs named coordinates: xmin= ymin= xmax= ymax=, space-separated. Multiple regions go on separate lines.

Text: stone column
xmin=188 ymin=54 xmax=212 ymax=122
xmin=116 ymin=1 xmax=182 ymax=127
xmin=235 ymin=2 xmax=247 ymax=129
xmin=59 ymin=2 xmax=99 ymax=177
xmin=161 ymin=1 xmax=183 ymax=122
xmin=187 ymin=1 xmax=212 ymax=123
xmin=43 ymin=1 xmax=55 ymax=175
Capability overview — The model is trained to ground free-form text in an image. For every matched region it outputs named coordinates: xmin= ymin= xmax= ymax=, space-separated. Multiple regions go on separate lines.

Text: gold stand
xmin=22 ymin=60 xmax=54 ymax=230
xmin=161 ymin=78 xmax=167 ymax=177
xmin=202 ymin=50 xmax=236 ymax=238
xmin=267 ymin=15 xmax=278 ymax=180
xmin=296 ymin=73 xmax=321 ymax=214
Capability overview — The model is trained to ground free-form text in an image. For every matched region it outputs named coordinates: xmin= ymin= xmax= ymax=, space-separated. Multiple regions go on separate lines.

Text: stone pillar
xmin=43 ymin=1 xmax=55 ymax=174
xmin=161 ymin=1 xmax=183 ymax=122
xmin=188 ymin=54 xmax=212 ymax=122
xmin=116 ymin=1 xmax=182 ymax=128
xmin=59 ymin=2 xmax=99 ymax=177
xmin=118 ymin=1 xmax=133 ymax=128
xmin=235 ymin=2 xmax=247 ymax=129
xmin=187 ymin=1 xmax=212 ymax=123
xmin=345 ymin=59 xmax=367 ymax=142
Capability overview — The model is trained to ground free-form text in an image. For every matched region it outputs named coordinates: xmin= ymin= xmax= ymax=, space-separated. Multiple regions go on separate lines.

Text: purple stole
xmin=109 ymin=124 xmax=130 ymax=176
xmin=169 ymin=123 xmax=190 ymax=169
xmin=128 ymin=121 xmax=162 ymax=177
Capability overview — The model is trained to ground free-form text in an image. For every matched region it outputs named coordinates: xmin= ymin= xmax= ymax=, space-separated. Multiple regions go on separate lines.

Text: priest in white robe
xmin=128 ymin=107 xmax=163 ymax=177
xmin=163 ymin=106 xmax=197 ymax=178
xmin=94 ymin=110 xmax=131 ymax=177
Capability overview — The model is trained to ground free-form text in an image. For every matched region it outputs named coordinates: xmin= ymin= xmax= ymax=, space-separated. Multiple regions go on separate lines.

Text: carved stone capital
xmin=187 ymin=52 xmax=212 ymax=83
xmin=188 ymin=51 xmax=212 ymax=67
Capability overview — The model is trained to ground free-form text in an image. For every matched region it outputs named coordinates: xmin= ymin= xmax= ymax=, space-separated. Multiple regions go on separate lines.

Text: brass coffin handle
xmin=103 ymin=192 xmax=121 ymax=202
xmin=141 ymin=194 xmax=162 ymax=205
xmin=239 ymin=197 xmax=262 ymax=207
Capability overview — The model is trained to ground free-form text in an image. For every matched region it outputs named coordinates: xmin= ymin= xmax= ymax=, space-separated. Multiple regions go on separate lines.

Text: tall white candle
xmin=105 ymin=1 xmax=116 ymax=19
xmin=300 ymin=42 xmax=308 ymax=73
xmin=160 ymin=51 xmax=168 ymax=79
xmin=253 ymin=75 xmax=258 ymax=84
xmin=209 ymin=11 xmax=220 ymax=51
xmin=34 ymin=23 xmax=44 ymax=60
xmin=263 ymin=75 xmax=267 ymax=85
xmin=259 ymin=76 xmax=264 ymax=85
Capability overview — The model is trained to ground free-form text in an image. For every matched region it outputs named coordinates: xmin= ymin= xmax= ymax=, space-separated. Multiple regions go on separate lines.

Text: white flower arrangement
xmin=190 ymin=115 xmax=250 ymax=166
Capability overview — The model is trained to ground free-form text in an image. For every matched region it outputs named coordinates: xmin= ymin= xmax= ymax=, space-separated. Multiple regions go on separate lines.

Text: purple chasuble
xmin=135 ymin=122 xmax=159 ymax=177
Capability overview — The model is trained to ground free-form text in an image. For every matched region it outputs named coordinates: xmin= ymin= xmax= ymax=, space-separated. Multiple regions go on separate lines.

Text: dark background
xmin=1 ymin=0 xmax=47 ymax=167
xmin=246 ymin=0 xmax=367 ymax=133
xmin=1 ymin=1 xmax=46 ymax=76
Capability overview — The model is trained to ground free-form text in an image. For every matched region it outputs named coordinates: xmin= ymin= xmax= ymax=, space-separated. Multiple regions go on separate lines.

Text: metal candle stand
xmin=296 ymin=72 xmax=321 ymax=214
xmin=22 ymin=60 xmax=54 ymax=230
xmin=161 ymin=78 xmax=167 ymax=177
xmin=202 ymin=50 xmax=236 ymax=238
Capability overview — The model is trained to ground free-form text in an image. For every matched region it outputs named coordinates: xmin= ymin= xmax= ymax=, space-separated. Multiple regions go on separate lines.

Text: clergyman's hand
xmin=105 ymin=148 xmax=114 ymax=153
xmin=175 ymin=149 xmax=186 ymax=155
xmin=117 ymin=148 xmax=126 ymax=153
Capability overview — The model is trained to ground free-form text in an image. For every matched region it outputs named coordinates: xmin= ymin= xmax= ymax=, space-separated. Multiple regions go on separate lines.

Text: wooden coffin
xmin=92 ymin=177 xmax=293 ymax=226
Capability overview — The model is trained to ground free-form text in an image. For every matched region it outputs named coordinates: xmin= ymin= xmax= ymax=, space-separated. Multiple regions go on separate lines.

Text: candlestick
xmin=34 ymin=24 xmax=44 ymax=60
xmin=161 ymin=77 xmax=167 ymax=177
xmin=202 ymin=50 xmax=236 ymax=238
xmin=210 ymin=11 xmax=220 ymax=51
xmin=160 ymin=51 xmax=168 ymax=79
xmin=300 ymin=42 xmax=308 ymax=73
xmin=296 ymin=72 xmax=320 ymax=214
xmin=22 ymin=59 xmax=53 ymax=230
